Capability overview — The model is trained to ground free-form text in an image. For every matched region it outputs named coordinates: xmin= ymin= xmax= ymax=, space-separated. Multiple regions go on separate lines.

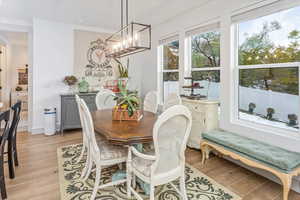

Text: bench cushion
xmin=202 ymin=130 xmax=300 ymax=173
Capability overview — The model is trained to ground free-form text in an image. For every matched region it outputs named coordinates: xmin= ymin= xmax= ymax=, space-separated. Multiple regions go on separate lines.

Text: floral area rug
xmin=57 ymin=144 xmax=241 ymax=200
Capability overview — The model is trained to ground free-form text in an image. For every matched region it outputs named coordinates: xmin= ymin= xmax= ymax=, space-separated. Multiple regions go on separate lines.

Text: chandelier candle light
xmin=106 ymin=0 xmax=151 ymax=58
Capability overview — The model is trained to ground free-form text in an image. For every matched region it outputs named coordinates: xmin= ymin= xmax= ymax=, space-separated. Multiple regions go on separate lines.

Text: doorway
xmin=0 ymin=31 xmax=29 ymax=130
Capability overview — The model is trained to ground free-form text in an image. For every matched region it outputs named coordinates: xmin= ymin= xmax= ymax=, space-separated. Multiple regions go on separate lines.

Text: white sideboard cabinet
xmin=182 ymin=98 xmax=219 ymax=149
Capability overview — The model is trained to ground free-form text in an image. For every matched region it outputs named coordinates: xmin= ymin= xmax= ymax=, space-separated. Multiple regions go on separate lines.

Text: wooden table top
xmin=92 ymin=109 xmax=157 ymax=145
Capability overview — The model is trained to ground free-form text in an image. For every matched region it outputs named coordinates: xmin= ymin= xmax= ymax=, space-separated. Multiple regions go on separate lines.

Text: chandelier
xmin=106 ymin=0 xmax=151 ymax=58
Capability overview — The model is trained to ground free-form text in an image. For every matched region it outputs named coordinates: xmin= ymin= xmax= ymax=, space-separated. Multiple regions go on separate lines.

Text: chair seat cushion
xmin=98 ymin=142 xmax=127 ymax=160
xmin=202 ymin=130 xmax=300 ymax=173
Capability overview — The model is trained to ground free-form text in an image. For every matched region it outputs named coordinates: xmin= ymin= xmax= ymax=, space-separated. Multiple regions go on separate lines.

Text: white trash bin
xmin=44 ymin=108 xmax=57 ymax=136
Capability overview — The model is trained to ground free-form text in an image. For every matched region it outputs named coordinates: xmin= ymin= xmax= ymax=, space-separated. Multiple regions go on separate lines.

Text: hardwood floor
xmin=4 ymin=130 xmax=300 ymax=200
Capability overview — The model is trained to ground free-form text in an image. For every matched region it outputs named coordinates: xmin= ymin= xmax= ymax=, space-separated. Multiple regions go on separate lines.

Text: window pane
xmin=239 ymin=67 xmax=299 ymax=131
xmin=163 ymin=41 xmax=179 ymax=70
xmin=238 ymin=6 xmax=300 ymax=65
xmin=191 ymin=70 xmax=220 ymax=100
xmin=191 ymin=31 xmax=220 ymax=68
xmin=163 ymin=72 xmax=179 ymax=100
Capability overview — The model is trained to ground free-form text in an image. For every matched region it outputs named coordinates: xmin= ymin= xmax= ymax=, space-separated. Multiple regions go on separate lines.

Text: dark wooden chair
xmin=0 ymin=110 xmax=11 ymax=200
xmin=7 ymin=101 xmax=21 ymax=179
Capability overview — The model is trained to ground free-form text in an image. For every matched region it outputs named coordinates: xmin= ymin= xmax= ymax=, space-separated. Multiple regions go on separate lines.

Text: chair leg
xmin=150 ymin=185 xmax=155 ymax=200
xmin=0 ymin=176 xmax=7 ymax=200
xmin=91 ymin=166 xmax=101 ymax=200
xmin=83 ymin=155 xmax=93 ymax=181
xmin=7 ymin=141 xmax=15 ymax=179
xmin=13 ymin=136 xmax=18 ymax=167
xmin=180 ymin=175 xmax=188 ymax=200
xmin=80 ymin=148 xmax=90 ymax=179
xmin=76 ymin=144 xmax=85 ymax=164
xmin=0 ymin=158 xmax=7 ymax=199
xmin=126 ymin=164 xmax=131 ymax=198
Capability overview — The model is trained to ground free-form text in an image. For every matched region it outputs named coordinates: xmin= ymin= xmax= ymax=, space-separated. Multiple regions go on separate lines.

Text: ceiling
xmin=0 ymin=0 xmax=211 ymax=30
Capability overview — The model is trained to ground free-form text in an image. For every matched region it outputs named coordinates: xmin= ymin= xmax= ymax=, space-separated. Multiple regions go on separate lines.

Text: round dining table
xmin=91 ymin=109 xmax=157 ymax=145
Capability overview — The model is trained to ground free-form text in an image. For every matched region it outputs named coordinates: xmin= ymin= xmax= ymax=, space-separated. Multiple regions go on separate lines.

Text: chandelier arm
xmin=121 ymin=0 xmax=123 ymax=37
xmin=126 ymin=0 xmax=129 ymax=27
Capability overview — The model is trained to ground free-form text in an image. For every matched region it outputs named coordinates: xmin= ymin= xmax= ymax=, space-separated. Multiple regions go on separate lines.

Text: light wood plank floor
xmin=4 ymin=131 xmax=300 ymax=200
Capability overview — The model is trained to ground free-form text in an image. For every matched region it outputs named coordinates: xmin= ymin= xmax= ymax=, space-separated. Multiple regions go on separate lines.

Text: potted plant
xmin=288 ymin=114 xmax=298 ymax=126
xmin=112 ymin=83 xmax=142 ymax=121
xmin=63 ymin=75 xmax=78 ymax=92
xmin=266 ymin=107 xmax=275 ymax=120
xmin=248 ymin=103 xmax=256 ymax=114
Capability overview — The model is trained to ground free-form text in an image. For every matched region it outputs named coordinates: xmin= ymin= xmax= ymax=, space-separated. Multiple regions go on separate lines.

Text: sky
xmin=239 ymin=6 xmax=300 ymax=47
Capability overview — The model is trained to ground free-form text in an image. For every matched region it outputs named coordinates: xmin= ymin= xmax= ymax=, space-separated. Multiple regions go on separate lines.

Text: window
xmin=160 ymin=39 xmax=179 ymax=101
xmin=236 ymin=6 xmax=300 ymax=131
xmin=187 ymin=26 xmax=220 ymax=100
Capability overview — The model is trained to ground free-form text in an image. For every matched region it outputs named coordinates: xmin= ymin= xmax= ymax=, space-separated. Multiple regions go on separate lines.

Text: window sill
xmin=231 ymin=117 xmax=300 ymax=141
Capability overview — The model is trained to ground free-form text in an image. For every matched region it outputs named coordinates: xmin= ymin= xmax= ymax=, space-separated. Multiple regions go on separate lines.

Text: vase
xmin=68 ymin=85 xmax=77 ymax=93
xmin=112 ymin=109 xmax=143 ymax=121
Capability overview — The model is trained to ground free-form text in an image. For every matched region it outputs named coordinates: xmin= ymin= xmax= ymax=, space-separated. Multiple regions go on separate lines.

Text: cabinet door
xmin=62 ymin=97 xmax=81 ymax=129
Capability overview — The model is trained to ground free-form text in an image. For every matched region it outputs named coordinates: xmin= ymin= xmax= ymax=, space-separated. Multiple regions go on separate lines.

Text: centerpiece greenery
xmin=112 ymin=83 xmax=142 ymax=121
xmin=114 ymin=58 xmax=129 ymax=78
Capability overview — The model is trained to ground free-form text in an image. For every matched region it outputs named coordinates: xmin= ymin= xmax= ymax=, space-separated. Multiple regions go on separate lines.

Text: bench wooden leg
xmin=278 ymin=174 xmax=292 ymax=200
xmin=201 ymin=143 xmax=211 ymax=165
xmin=201 ymin=147 xmax=206 ymax=165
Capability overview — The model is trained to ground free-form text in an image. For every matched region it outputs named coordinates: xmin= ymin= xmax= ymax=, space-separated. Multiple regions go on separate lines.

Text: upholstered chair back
xmin=144 ymin=91 xmax=158 ymax=114
xmin=152 ymin=105 xmax=192 ymax=176
xmin=163 ymin=93 xmax=182 ymax=111
xmin=95 ymin=89 xmax=116 ymax=110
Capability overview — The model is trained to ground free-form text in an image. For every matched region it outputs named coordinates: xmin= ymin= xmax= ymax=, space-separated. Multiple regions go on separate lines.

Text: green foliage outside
xmin=192 ymin=31 xmax=220 ymax=68
xmin=163 ymin=21 xmax=300 ymax=96
xmin=238 ymin=21 xmax=300 ymax=95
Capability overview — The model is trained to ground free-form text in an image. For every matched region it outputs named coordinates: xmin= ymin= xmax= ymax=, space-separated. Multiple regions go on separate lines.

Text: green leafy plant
xmin=113 ymin=82 xmax=140 ymax=117
xmin=63 ymin=75 xmax=78 ymax=86
xmin=114 ymin=58 xmax=128 ymax=78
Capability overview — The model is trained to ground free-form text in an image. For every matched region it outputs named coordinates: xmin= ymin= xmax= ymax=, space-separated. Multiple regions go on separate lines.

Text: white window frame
xmin=157 ymin=37 xmax=180 ymax=104
xmin=232 ymin=20 xmax=300 ymax=136
xmin=185 ymin=26 xmax=221 ymax=99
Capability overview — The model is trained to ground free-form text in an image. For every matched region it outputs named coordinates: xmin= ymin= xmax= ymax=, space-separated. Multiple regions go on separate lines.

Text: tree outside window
xmin=237 ymin=6 xmax=300 ymax=131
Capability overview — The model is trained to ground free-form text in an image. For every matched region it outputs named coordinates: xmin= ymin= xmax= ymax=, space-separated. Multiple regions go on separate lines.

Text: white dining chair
xmin=163 ymin=93 xmax=182 ymax=111
xmin=78 ymin=98 xmax=128 ymax=200
xmin=144 ymin=91 xmax=158 ymax=114
xmin=75 ymin=95 xmax=91 ymax=180
xmin=76 ymin=95 xmax=108 ymax=179
xmin=127 ymin=105 xmax=192 ymax=200
xmin=95 ymin=89 xmax=116 ymax=110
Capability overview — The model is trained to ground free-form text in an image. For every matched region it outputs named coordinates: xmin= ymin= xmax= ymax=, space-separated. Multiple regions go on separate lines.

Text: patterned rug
xmin=57 ymin=144 xmax=241 ymax=200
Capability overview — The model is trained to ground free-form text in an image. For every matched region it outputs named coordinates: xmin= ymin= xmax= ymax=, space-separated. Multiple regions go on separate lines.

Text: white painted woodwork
xmin=182 ymin=98 xmax=219 ymax=149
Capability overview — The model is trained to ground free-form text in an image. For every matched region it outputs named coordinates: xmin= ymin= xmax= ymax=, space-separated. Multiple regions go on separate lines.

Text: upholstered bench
xmin=201 ymin=130 xmax=300 ymax=200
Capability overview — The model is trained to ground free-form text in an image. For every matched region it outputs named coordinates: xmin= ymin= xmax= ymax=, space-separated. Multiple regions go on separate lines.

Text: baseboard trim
xmin=30 ymin=127 xmax=44 ymax=134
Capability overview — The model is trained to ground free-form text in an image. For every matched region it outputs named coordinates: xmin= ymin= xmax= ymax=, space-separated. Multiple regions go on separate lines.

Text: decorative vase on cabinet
xmin=182 ymin=98 xmax=219 ymax=149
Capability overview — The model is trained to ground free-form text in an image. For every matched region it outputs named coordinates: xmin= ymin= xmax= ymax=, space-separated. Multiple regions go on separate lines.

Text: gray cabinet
xmin=60 ymin=93 xmax=97 ymax=133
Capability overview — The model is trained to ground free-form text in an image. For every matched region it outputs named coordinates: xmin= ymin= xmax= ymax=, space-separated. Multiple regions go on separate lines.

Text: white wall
xmin=32 ymin=19 xmax=74 ymax=133
xmin=136 ymin=0 xmax=300 ymax=150
xmin=31 ymin=19 xmax=142 ymax=133
xmin=132 ymin=0 xmax=300 ymax=192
